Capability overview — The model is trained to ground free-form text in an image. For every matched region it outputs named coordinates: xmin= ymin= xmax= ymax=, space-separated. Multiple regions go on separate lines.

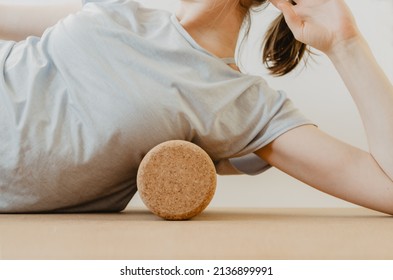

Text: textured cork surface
xmin=137 ymin=140 xmax=217 ymax=220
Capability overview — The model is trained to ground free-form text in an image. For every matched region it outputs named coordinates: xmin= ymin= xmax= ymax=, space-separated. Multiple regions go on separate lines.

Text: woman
xmin=0 ymin=0 xmax=392 ymax=214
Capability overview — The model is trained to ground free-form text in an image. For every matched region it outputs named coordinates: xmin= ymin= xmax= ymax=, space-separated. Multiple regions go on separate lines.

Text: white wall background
xmin=4 ymin=0 xmax=393 ymax=208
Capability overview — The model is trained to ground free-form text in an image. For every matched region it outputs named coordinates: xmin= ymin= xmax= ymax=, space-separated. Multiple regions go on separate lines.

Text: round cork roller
xmin=137 ymin=140 xmax=217 ymax=220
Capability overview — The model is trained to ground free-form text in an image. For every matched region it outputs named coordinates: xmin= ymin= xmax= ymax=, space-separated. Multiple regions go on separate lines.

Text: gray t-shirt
xmin=0 ymin=0 xmax=312 ymax=213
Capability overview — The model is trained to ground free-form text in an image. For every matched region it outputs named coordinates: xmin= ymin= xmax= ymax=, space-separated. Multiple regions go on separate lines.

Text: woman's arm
xmin=255 ymin=0 xmax=393 ymax=214
xmin=0 ymin=1 xmax=82 ymax=41
xmin=255 ymin=125 xmax=393 ymax=215
xmin=328 ymin=37 xmax=393 ymax=181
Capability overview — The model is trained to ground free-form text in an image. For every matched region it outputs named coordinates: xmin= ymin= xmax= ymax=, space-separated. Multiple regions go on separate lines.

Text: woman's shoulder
xmin=80 ymin=0 xmax=173 ymax=35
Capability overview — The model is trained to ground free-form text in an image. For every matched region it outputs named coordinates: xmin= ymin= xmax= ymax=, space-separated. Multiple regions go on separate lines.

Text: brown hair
xmin=239 ymin=0 xmax=309 ymax=76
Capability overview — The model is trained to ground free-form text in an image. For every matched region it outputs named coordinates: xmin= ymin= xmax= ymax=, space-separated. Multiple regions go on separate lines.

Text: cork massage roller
xmin=137 ymin=140 xmax=217 ymax=220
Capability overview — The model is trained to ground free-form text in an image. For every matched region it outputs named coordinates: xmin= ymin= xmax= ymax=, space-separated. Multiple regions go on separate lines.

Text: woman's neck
xmin=175 ymin=0 xmax=245 ymax=59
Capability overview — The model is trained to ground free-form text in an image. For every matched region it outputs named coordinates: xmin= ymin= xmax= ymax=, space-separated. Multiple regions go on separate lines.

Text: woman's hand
xmin=270 ymin=0 xmax=360 ymax=55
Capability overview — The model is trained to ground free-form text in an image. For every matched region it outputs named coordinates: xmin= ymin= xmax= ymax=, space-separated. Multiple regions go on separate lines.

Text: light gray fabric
xmin=0 ymin=0 xmax=313 ymax=213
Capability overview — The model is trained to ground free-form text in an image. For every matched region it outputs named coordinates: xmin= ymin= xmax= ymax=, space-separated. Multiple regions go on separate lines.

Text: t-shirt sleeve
xmin=193 ymin=79 xmax=315 ymax=176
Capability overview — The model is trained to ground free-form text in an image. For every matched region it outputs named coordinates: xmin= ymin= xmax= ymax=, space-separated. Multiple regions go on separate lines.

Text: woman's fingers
xmin=269 ymin=0 xmax=288 ymax=10
xmin=270 ymin=0 xmax=299 ymax=8
xmin=270 ymin=0 xmax=303 ymax=37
